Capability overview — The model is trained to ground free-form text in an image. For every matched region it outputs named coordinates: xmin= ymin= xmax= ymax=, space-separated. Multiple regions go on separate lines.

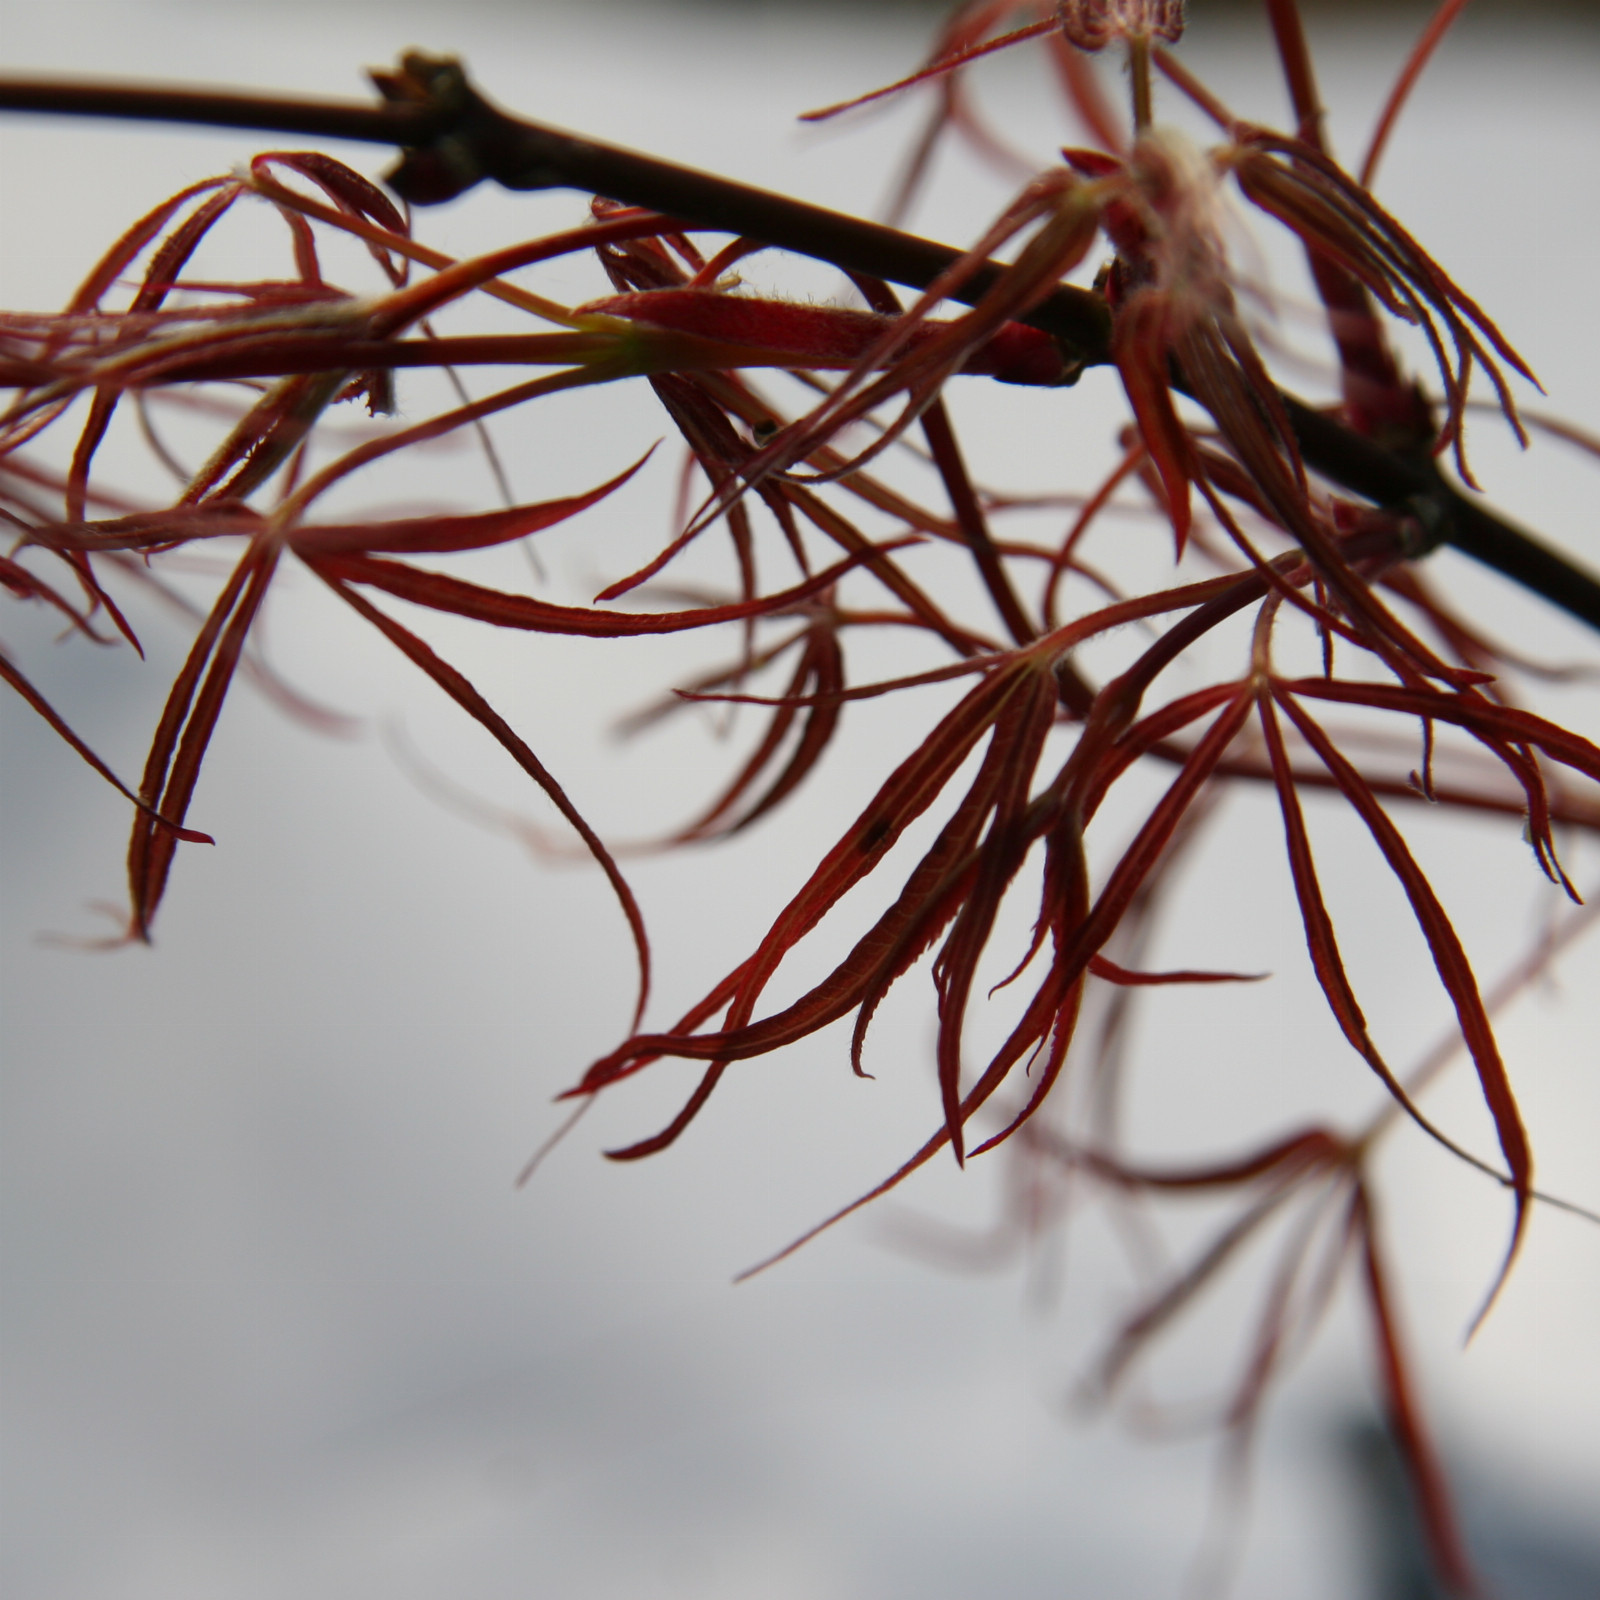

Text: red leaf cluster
xmin=4 ymin=8 xmax=1596 ymax=1590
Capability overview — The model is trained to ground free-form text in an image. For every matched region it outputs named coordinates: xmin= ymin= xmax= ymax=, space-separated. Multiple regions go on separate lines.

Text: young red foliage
xmin=3 ymin=4 xmax=1598 ymax=1591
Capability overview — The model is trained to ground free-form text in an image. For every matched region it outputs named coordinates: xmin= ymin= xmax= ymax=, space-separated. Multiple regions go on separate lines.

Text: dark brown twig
xmin=4 ymin=56 xmax=1599 ymax=631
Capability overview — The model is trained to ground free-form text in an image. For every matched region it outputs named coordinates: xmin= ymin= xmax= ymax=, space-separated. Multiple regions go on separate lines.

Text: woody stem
xmin=4 ymin=59 xmax=1600 ymax=633
xmin=1127 ymin=35 xmax=1154 ymax=133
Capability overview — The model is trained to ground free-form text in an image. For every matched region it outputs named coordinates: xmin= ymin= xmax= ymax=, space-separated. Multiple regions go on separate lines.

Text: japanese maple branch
xmin=4 ymin=56 xmax=1598 ymax=633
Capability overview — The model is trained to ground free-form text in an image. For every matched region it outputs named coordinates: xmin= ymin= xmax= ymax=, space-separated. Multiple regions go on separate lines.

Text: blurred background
xmin=2 ymin=3 xmax=1598 ymax=1597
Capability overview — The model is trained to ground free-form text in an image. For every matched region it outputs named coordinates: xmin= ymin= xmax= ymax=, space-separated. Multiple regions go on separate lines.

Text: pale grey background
xmin=2 ymin=5 xmax=1597 ymax=1596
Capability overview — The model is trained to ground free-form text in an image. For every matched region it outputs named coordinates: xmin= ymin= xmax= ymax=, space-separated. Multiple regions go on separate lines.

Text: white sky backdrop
xmin=2 ymin=4 xmax=1598 ymax=1597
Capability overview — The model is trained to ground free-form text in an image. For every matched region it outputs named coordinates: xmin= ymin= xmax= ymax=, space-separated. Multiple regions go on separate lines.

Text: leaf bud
xmin=1057 ymin=0 xmax=1185 ymax=52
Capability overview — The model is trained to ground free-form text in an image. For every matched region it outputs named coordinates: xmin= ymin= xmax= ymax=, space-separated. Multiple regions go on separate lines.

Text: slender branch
xmin=0 ymin=74 xmax=441 ymax=145
xmin=0 ymin=59 xmax=1110 ymax=358
xmin=1282 ymin=403 xmax=1600 ymax=633
xmin=4 ymin=56 xmax=1599 ymax=633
